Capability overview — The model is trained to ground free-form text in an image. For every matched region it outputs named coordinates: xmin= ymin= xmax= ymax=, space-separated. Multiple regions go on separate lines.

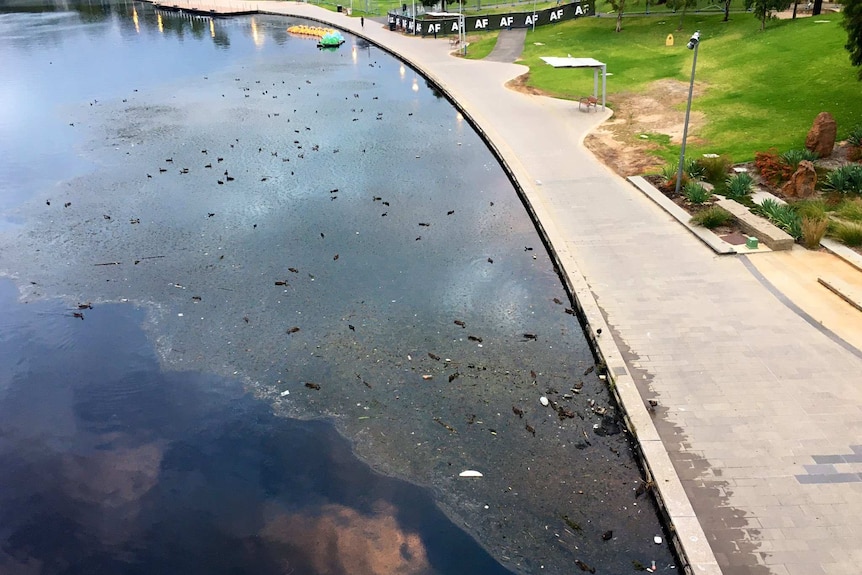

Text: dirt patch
xmin=505 ymin=72 xmax=551 ymax=97
xmin=507 ymin=76 xmax=708 ymax=177
xmin=584 ymin=78 xmax=708 ymax=177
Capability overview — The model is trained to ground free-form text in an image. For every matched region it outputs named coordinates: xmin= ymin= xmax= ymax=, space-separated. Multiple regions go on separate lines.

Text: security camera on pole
xmin=674 ymin=30 xmax=700 ymax=196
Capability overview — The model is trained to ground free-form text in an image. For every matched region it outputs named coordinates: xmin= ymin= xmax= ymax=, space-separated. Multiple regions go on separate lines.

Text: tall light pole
xmin=459 ymin=0 xmax=464 ymax=53
xmin=675 ymin=31 xmax=700 ymax=196
xmin=532 ymin=0 xmax=537 ymax=31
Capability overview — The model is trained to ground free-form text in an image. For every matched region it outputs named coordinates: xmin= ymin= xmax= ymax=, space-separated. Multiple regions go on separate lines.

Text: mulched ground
xmin=642 ymin=174 xmax=746 ymax=241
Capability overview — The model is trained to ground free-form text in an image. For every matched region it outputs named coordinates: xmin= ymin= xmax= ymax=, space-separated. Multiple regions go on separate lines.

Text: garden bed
xmin=641 ymin=142 xmax=862 ymax=258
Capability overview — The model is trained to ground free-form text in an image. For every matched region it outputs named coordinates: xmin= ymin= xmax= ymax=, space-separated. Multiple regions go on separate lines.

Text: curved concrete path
xmin=485 ymin=27 xmax=528 ymax=62
xmin=144 ymin=4 xmax=862 ymax=575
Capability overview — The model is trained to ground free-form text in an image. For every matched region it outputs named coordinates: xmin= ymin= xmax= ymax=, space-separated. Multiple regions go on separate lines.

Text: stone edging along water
xmin=137 ymin=3 xmax=722 ymax=573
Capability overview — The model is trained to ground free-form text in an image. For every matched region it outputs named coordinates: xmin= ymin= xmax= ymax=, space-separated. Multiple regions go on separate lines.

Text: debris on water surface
xmin=458 ymin=470 xmax=483 ymax=478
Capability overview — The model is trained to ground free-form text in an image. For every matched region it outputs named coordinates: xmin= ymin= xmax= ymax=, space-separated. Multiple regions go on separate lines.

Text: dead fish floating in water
xmin=583 ymin=365 xmax=595 ymax=376
xmin=77 ymin=303 xmax=92 ymax=310
xmin=553 ymin=297 xmax=563 ymax=305
xmin=454 ymin=320 xmax=466 ymax=328
xmin=274 ymin=281 xmax=288 ymax=286
xmin=428 ymin=352 xmax=441 ymax=361
xmin=602 ymin=530 xmax=613 ymax=541
xmin=525 ymin=423 xmax=536 ymax=436
xmin=467 ymin=335 xmax=483 ymax=343
xmin=286 ymin=326 xmax=300 ymax=334
xmin=304 ymin=382 xmax=321 ymax=390
xmin=72 ymin=312 xmax=84 ymax=320
xmin=288 ymin=267 xmax=298 ymax=273
xmin=563 ymin=515 xmax=582 ymax=531
xmin=448 ymin=372 xmax=459 ymax=383
xmin=512 ymin=406 xmax=524 ymax=418
xmin=433 ymin=417 xmax=456 ymax=433
xmin=575 ymin=559 xmax=595 ymax=573
xmin=522 ymin=333 xmax=537 ymax=341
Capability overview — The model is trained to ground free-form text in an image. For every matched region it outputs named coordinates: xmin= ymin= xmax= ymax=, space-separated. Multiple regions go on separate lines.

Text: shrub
xmin=830 ymin=221 xmax=862 ymax=247
xmin=660 ymin=162 xmax=679 ymax=183
xmin=685 ymin=157 xmax=705 ymax=180
xmin=684 ymin=181 xmax=711 ymax=204
xmin=835 ymin=198 xmax=862 ymax=222
xmin=794 ymin=198 xmax=828 ymax=221
xmin=847 ymin=125 xmax=862 ymax=148
xmin=690 ymin=206 xmax=733 ymax=229
xmin=696 ymin=155 xmax=733 ymax=185
xmin=781 ymin=148 xmax=819 ymax=169
xmin=800 ymin=216 xmax=828 ymax=249
xmin=659 ymin=163 xmax=689 ymax=194
xmin=754 ymin=148 xmax=794 ymax=185
xmin=758 ymin=198 xmax=802 ymax=239
xmin=822 ymin=164 xmax=862 ymax=195
xmin=725 ymin=172 xmax=755 ymax=200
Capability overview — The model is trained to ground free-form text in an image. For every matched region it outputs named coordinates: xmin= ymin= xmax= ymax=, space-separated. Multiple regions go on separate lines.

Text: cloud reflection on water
xmin=261 ymin=501 xmax=430 ymax=575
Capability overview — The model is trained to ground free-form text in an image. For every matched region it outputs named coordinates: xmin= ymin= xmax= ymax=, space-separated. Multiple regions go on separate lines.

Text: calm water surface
xmin=0 ymin=2 xmax=678 ymax=573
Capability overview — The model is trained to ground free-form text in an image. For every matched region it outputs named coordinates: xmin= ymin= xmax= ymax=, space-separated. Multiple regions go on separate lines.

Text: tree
xmin=845 ymin=0 xmax=862 ymax=79
xmin=608 ymin=0 xmax=638 ymax=32
xmin=723 ymin=0 xmax=732 ymax=21
xmin=668 ymin=0 xmax=698 ymax=30
xmin=744 ymin=0 xmax=792 ymax=30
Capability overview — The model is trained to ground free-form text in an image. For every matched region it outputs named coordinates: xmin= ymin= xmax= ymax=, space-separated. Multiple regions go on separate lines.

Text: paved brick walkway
xmin=146 ymin=4 xmax=862 ymax=573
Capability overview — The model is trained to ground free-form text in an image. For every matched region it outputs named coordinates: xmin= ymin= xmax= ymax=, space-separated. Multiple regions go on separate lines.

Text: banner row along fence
xmin=387 ymin=1 xmax=594 ymax=36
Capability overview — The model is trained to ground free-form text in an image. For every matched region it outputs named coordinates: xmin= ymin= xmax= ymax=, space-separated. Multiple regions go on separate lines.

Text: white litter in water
xmin=459 ymin=470 xmax=483 ymax=477
xmin=539 ymin=396 xmax=549 ymax=407
xmin=280 ymin=390 xmax=290 ymax=397
xmin=654 ymin=535 xmax=663 ymax=544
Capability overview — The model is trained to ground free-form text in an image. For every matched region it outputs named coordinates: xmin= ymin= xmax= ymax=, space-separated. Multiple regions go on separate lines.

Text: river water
xmin=0 ymin=1 xmax=678 ymax=573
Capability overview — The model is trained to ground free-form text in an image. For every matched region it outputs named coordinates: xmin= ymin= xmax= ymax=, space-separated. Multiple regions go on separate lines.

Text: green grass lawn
xmin=512 ymin=12 xmax=861 ymax=162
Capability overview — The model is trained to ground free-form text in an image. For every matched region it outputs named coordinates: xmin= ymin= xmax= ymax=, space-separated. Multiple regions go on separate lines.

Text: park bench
xmin=578 ymin=96 xmax=598 ymax=112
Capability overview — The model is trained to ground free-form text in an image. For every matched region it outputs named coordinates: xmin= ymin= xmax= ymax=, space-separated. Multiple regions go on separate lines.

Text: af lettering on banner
xmin=393 ymin=1 xmax=594 ymax=35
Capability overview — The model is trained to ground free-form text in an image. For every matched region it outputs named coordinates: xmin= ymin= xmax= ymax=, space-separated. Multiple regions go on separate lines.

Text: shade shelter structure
xmin=540 ymin=57 xmax=607 ymax=110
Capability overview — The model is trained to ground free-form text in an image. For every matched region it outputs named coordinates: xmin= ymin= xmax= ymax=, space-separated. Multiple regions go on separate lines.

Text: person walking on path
xmin=360 ymin=16 xmax=364 ymax=28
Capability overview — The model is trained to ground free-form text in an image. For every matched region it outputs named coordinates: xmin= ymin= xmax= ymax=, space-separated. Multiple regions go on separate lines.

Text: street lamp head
xmin=687 ymin=31 xmax=701 ymax=50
